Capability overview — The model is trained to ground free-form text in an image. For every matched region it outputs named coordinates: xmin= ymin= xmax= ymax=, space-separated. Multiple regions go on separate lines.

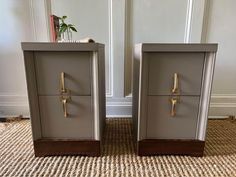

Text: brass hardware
xmin=62 ymin=98 xmax=68 ymax=117
xmin=60 ymin=95 xmax=71 ymax=118
xmin=170 ymin=98 xmax=178 ymax=117
xmin=60 ymin=72 xmax=72 ymax=117
xmin=60 ymin=72 xmax=67 ymax=93
xmin=172 ymin=73 xmax=179 ymax=94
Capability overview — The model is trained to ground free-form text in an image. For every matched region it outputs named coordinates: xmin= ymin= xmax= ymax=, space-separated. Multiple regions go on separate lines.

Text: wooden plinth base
xmin=34 ymin=139 xmax=101 ymax=157
xmin=137 ymin=139 xmax=205 ymax=157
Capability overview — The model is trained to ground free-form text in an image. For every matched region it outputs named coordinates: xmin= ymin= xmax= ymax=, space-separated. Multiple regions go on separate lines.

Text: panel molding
xmin=106 ymin=0 xmax=113 ymax=97
xmin=185 ymin=0 xmax=207 ymax=43
xmin=184 ymin=0 xmax=194 ymax=42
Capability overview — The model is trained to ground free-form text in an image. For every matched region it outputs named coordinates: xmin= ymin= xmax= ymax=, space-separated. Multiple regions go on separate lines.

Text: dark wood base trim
xmin=34 ymin=139 xmax=101 ymax=157
xmin=138 ymin=139 xmax=205 ymax=157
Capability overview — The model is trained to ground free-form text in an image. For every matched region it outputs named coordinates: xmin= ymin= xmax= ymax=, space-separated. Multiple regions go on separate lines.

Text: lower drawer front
xmin=39 ymin=96 xmax=93 ymax=139
xmin=146 ymin=96 xmax=200 ymax=139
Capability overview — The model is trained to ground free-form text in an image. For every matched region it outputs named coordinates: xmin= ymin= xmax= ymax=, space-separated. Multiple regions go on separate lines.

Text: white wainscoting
xmin=209 ymin=94 xmax=236 ymax=117
xmin=1 ymin=0 xmax=235 ymax=118
xmin=0 ymin=95 xmax=29 ymax=117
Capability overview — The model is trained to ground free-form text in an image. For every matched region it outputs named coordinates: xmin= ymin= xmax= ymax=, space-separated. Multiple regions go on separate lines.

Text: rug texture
xmin=0 ymin=118 xmax=236 ymax=177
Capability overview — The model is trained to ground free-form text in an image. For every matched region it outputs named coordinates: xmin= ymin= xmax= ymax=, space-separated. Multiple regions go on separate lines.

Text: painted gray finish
xmin=22 ymin=42 xmax=104 ymax=51
xmin=97 ymin=47 xmax=106 ymax=139
xmin=35 ymin=51 xmax=91 ymax=96
xmin=147 ymin=96 xmax=200 ymax=139
xmin=133 ymin=43 xmax=218 ymax=141
xmin=141 ymin=43 xmax=218 ymax=52
xmin=39 ymin=96 xmax=93 ymax=139
xmin=22 ymin=42 xmax=105 ymax=141
xmin=148 ymin=52 xmax=205 ymax=96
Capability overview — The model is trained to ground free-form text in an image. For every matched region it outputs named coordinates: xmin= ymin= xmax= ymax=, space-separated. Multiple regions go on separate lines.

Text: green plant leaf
xmin=70 ymin=26 xmax=77 ymax=32
xmin=59 ymin=24 xmax=68 ymax=34
xmin=62 ymin=16 xmax=67 ymax=19
xmin=59 ymin=16 xmax=67 ymax=23
xmin=60 ymin=23 xmax=67 ymax=28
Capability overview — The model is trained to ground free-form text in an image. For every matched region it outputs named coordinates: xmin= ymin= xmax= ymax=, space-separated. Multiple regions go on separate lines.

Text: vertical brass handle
xmin=62 ymin=98 xmax=68 ymax=118
xmin=172 ymin=73 xmax=179 ymax=94
xmin=171 ymin=98 xmax=178 ymax=117
xmin=60 ymin=72 xmax=67 ymax=93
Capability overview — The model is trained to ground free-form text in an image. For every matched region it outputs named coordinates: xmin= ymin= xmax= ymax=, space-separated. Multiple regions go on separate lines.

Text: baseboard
xmin=106 ymin=97 xmax=132 ymax=117
xmin=0 ymin=95 xmax=29 ymax=118
xmin=106 ymin=103 xmax=132 ymax=117
xmin=106 ymin=94 xmax=236 ymax=117
xmin=209 ymin=94 xmax=236 ymax=117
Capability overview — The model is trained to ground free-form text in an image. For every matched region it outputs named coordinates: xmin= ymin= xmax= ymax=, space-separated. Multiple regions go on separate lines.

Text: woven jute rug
xmin=0 ymin=118 xmax=236 ymax=177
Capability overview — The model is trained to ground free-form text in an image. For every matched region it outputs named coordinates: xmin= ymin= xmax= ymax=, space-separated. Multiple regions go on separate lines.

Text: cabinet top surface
xmin=136 ymin=43 xmax=218 ymax=52
xmin=21 ymin=42 xmax=104 ymax=51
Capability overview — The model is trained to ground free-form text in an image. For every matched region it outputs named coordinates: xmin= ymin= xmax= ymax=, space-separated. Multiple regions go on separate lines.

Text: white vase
xmin=60 ymin=29 xmax=72 ymax=42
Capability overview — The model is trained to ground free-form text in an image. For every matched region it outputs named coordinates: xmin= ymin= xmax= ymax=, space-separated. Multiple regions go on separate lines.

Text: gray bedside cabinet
xmin=133 ymin=44 xmax=218 ymax=156
xmin=22 ymin=42 xmax=105 ymax=157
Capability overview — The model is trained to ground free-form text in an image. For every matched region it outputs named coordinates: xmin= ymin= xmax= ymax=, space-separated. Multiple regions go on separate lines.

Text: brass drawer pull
xmin=62 ymin=98 xmax=68 ymax=118
xmin=170 ymin=98 xmax=178 ymax=117
xmin=172 ymin=73 xmax=179 ymax=94
xmin=60 ymin=72 xmax=67 ymax=94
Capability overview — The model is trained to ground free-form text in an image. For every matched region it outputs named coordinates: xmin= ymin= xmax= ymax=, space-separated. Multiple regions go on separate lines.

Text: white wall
xmin=51 ymin=0 xmax=111 ymax=94
xmin=0 ymin=0 xmax=33 ymax=117
xmin=0 ymin=0 xmax=50 ymax=117
xmin=1 ymin=0 xmax=235 ymax=117
xmin=205 ymin=0 xmax=236 ymax=116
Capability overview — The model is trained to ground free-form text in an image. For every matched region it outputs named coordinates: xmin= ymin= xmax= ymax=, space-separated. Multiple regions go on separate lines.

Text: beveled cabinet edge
xmin=23 ymin=51 xmax=42 ymax=140
xmin=92 ymin=51 xmax=100 ymax=140
xmin=196 ymin=52 xmax=217 ymax=140
xmin=98 ymin=46 xmax=106 ymax=141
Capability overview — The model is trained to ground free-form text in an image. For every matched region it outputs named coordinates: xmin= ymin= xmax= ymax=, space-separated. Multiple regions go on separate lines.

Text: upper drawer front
xmin=35 ymin=51 xmax=91 ymax=95
xmin=148 ymin=52 xmax=205 ymax=96
xmin=146 ymin=96 xmax=200 ymax=139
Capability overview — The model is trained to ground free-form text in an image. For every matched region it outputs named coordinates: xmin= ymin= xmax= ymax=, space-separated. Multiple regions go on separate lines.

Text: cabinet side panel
xmin=23 ymin=51 xmax=42 ymax=140
xmin=98 ymin=46 xmax=106 ymax=139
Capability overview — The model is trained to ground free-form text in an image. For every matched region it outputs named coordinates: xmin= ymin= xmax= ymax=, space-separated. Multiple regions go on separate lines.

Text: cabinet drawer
xmin=146 ymin=96 xmax=200 ymax=139
xmin=148 ymin=52 xmax=205 ymax=96
xmin=39 ymin=96 xmax=93 ymax=139
xmin=35 ymin=52 xmax=91 ymax=96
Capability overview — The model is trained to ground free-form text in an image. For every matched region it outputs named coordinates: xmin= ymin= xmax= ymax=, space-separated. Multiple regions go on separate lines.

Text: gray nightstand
xmin=132 ymin=43 xmax=218 ymax=156
xmin=22 ymin=42 xmax=106 ymax=156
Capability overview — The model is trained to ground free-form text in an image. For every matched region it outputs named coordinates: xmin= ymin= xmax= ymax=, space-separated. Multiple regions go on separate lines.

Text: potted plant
xmin=58 ymin=16 xmax=77 ymax=41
